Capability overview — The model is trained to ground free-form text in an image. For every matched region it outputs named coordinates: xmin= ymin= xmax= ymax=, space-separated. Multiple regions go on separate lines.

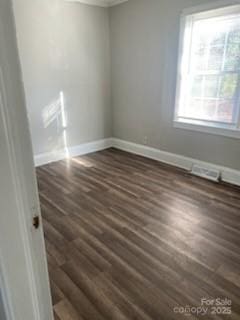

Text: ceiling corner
xmin=108 ymin=0 xmax=128 ymax=7
xmin=65 ymin=0 xmax=128 ymax=8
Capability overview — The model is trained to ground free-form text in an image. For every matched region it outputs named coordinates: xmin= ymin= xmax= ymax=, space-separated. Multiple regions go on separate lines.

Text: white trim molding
xmin=174 ymin=120 xmax=240 ymax=140
xmin=65 ymin=0 xmax=128 ymax=7
xmin=112 ymin=138 xmax=240 ymax=187
xmin=34 ymin=138 xmax=113 ymax=167
xmin=108 ymin=0 xmax=128 ymax=6
xmin=113 ymin=139 xmax=191 ymax=170
xmin=174 ymin=1 xmax=240 ymax=139
xmin=34 ymin=137 xmax=240 ymax=187
xmin=182 ymin=0 xmax=240 ymax=15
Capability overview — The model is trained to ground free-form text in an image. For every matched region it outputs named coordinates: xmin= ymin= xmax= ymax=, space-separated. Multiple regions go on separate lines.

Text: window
xmin=174 ymin=3 xmax=240 ymax=138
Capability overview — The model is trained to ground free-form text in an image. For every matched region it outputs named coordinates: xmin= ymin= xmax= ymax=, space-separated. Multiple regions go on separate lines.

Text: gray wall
xmin=13 ymin=0 xmax=111 ymax=156
xmin=110 ymin=0 xmax=240 ymax=171
xmin=13 ymin=0 xmax=240 ymax=170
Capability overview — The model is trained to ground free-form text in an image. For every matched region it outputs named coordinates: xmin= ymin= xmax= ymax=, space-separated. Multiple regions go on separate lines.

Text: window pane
xmin=191 ymin=20 xmax=226 ymax=72
xmin=225 ymin=26 xmax=240 ymax=71
xmin=211 ymin=31 xmax=225 ymax=46
xmin=191 ymin=76 xmax=203 ymax=97
xmin=193 ymin=41 xmax=207 ymax=71
xmin=202 ymin=99 xmax=219 ymax=121
xmin=204 ymin=75 xmax=219 ymax=97
xmin=217 ymin=100 xmax=235 ymax=123
xmin=208 ymin=46 xmax=224 ymax=71
xmin=225 ymin=42 xmax=240 ymax=71
xmin=179 ymin=97 xmax=234 ymax=123
xmin=202 ymin=99 xmax=234 ymax=123
xmin=177 ymin=11 xmax=240 ymax=125
xmin=220 ymin=74 xmax=238 ymax=98
xmin=229 ymin=27 xmax=240 ymax=43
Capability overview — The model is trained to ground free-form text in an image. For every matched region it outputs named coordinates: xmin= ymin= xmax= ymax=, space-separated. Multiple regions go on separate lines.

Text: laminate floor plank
xmin=37 ymin=148 xmax=240 ymax=320
xmin=54 ymin=299 xmax=83 ymax=320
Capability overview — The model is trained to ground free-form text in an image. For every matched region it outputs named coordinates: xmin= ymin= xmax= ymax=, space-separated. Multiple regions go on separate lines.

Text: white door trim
xmin=0 ymin=66 xmax=40 ymax=319
xmin=0 ymin=64 xmax=53 ymax=320
xmin=0 ymin=1 xmax=53 ymax=319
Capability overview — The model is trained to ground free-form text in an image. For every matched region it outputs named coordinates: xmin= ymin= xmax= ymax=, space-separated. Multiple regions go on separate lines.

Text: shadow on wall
xmin=0 ymin=291 xmax=6 ymax=320
xmin=0 ymin=273 xmax=7 ymax=320
xmin=42 ymin=91 xmax=69 ymax=158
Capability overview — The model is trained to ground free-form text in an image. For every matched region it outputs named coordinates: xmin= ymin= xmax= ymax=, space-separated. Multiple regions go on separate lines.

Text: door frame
xmin=0 ymin=1 xmax=53 ymax=319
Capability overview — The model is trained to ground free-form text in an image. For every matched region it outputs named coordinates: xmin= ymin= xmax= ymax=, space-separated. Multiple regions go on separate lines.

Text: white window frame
xmin=174 ymin=0 xmax=240 ymax=139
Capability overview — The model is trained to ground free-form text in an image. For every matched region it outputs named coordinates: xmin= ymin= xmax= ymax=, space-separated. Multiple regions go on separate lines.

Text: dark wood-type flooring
xmin=37 ymin=148 xmax=240 ymax=320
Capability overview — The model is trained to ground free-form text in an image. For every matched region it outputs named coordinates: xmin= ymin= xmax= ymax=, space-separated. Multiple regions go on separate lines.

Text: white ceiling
xmin=66 ymin=0 xmax=128 ymax=7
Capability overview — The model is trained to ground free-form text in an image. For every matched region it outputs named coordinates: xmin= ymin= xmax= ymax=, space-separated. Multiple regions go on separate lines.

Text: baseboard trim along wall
xmin=34 ymin=137 xmax=240 ymax=187
xmin=34 ymin=138 xmax=113 ymax=167
xmin=112 ymin=138 xmax=240 ymax=187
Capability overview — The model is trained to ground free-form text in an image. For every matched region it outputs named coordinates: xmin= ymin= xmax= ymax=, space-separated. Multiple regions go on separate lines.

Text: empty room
xmin=0 ymin=0 xmax=240 ymax=319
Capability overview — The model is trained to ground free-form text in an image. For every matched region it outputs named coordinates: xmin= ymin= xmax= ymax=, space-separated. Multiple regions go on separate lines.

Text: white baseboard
xmin=34 ymin=138 xmax=113 ymax=167
xmin=34 ymin=136 xmax=240 ymax=187
xmin=112 ymin=138 xmax=240 ymax=187
xmin=112 ymin=138 xmax=192 ymax=170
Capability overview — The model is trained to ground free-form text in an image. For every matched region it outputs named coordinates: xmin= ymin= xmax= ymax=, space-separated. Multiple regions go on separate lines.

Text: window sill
xmin=174 ymin=119 xmax=240 ymax=139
